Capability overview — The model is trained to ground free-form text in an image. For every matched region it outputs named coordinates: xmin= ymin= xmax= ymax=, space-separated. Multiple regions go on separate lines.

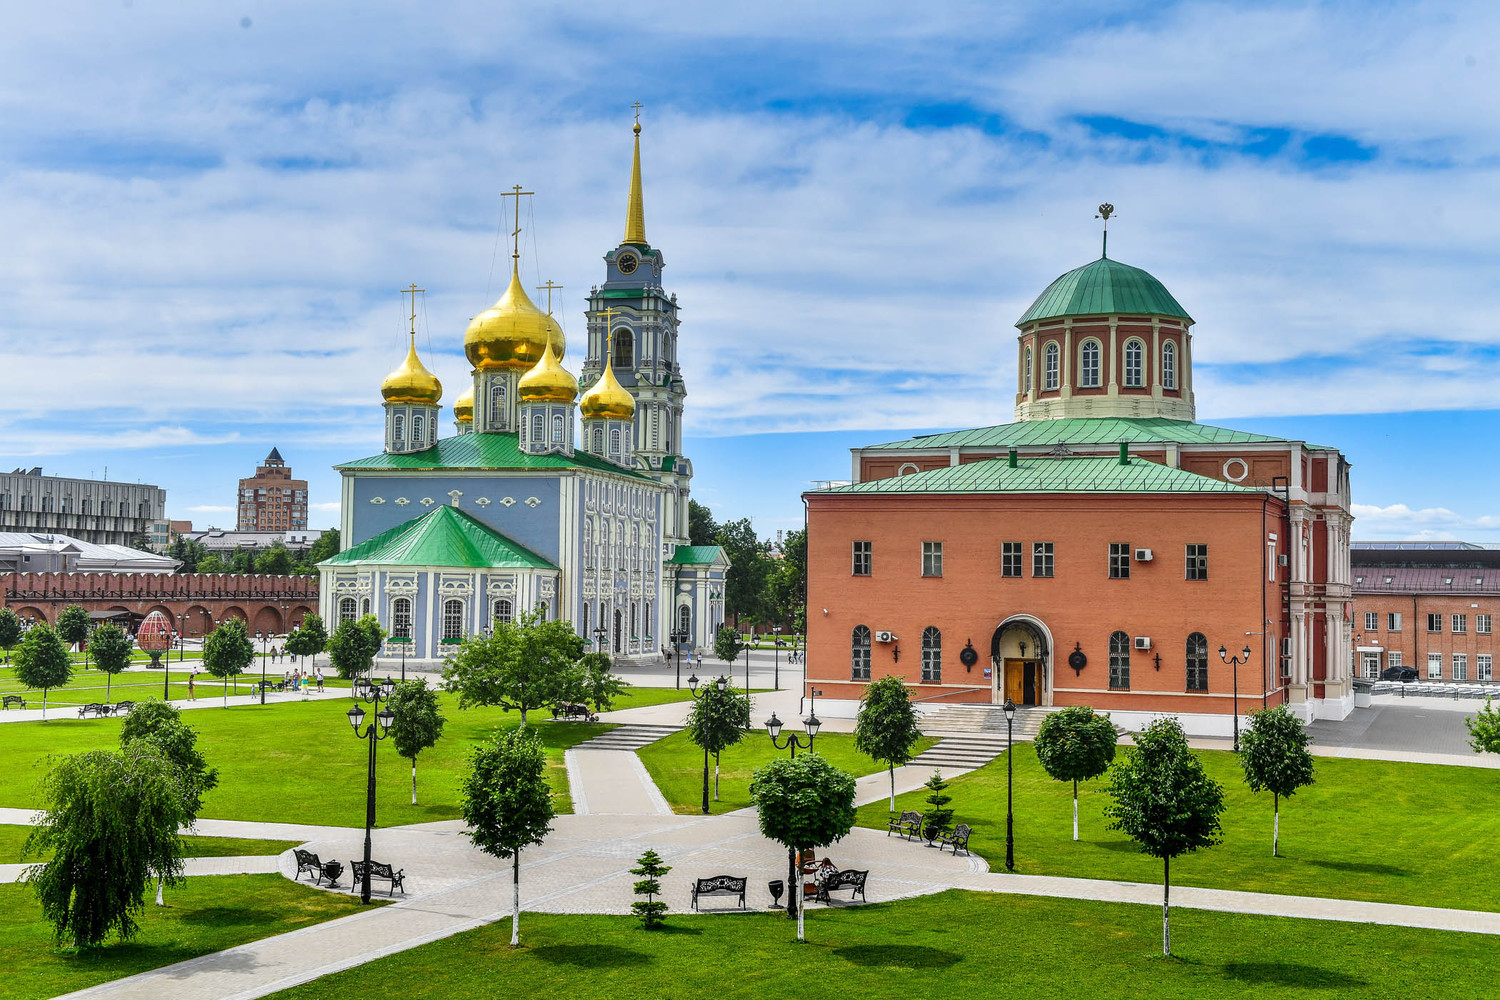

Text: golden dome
xmin=381 ymin=336 xmax=443 ymax=405
xmin=579 ymin=359 xmax=635 ymax=421
xmin=518 ymin=341 xmax=578 ymax=403
xmin=453 ymin=384 xmax=474 ymax=423
xmin=464 ymin=263 xmax=566 ymax=370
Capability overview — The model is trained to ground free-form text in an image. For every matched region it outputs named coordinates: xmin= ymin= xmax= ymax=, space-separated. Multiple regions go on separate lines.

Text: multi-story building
xmin=236 ymin=449 xmax=308 ymax=532
xmin=1351 ymin=542 xmax=1500 ymax=683
xmin=0 ymin=468 xmax=166 ymax=547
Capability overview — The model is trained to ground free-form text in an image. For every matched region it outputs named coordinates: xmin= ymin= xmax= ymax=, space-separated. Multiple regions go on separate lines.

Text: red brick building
xmin=805 ymin=248 xmax=1354 ymax=735
xmin=237 ymin=448 xmax=308 ymax=532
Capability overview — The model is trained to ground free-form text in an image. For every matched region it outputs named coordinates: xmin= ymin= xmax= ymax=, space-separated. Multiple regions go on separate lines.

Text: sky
xmin=3 ymin=1 xmax=1499 ymax=541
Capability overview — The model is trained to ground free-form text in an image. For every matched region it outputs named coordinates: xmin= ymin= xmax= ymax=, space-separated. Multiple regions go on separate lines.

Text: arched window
xmin=392 ymin=414 xmax=405 ymax=445
xmin=442 ymin=599 xmax=464 ymax=641
xmin=677 ymin=604 xmax=691 ymax=638
xmin=552 ymin=414 xmax=565 ymax=443
xmin=1162 ymin=340 xmax=1177 ymax=390
xmin=391 ymin=597 xmax=412 ymax=639
xmin=613 ymin=329 xmax=634 ymax=369
xmin=531 ymin=412 xmax=544 ymax=444
xmin=921 ymin=626 xmax=941 ymax=683
xmin=1044 ymin=342 xmax=1060 ymax=390
xmin=1080 ymin=340 xmax=1101 ymax=388
xmin=1124 ymin=340 xmax=1144 ymax=388
xmin=593 ymin=427 xmax=604 ymax=453
xmin=338 ymin=597 xmax=357 ymax=623
xmin=493 ymin=599 xmax=513 ymax=626
xmin=644 ymin=601 xmax=653 ymax=639
xmin=610 ymin=427 xmax=621 ymax=454
xmin=630 ymin=602 xmax=638 ymax=639
xmin=361 ymin=598 xmax=371 ymax=616
xmin=535 ymin=601 xmax=548 ymax=622
xmin=581 ymin=601 xmax=589 ymax=635
xmin=852 ymin=625 xmax=872 ymax=680
xmin=413 ymin=414 xmax=425 ymax=443
xmin=1186 ymin=631 xmax=1208 ymax=692
xmin=490 ymin=383 xmax=505 ymax=424
xmin=1024 ymin=345 xmax=1033 ymax=394
xmin=583 ymin=520 xmax=594 ymax=568
xmin=1109 ymin=631 xmax=1131 ymax=689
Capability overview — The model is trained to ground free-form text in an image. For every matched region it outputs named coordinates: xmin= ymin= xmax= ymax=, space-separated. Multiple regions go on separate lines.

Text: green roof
xmin=320 ymin=505 xmax=557 ymax=570
xmin=669 ymin=545 xmax=727 ymax=565
xmin=866 ymin=417 xmax=1301 ymax=451
xmin=336 ymin=432 xmax=651 ymax=480
xmin=1017 ymin=257 xmax=1191 ymax=326
xmin=814 ymin=455 xmax=1259 ymax=496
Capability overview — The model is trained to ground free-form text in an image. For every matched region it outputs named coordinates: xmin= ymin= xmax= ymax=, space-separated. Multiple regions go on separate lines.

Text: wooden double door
xmin=1002 ymin=658 xmax=1043 ymax=706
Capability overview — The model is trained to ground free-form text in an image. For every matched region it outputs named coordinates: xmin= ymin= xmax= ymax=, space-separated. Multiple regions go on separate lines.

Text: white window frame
xmin=920 ymin=626 xmax=941 ymax=683
xmin=1388 ymin=612 xmax=1402 ymax=631
xmin=1454 ymin=653 xmax=1469 ymax=681
xmin=1480 ymin=654 xmax=1493 ymax=681
xmin=1479 ymin=614 xmax=1492 ymax=635
xmin=921 ymin=541 xmax=943 ymax=578
xmin=442 ymin=599 xmax=465 ymax=641
xmin=1428 ymin=651 xmax=1443 ymax=678
xmin=1123 ymin=339 xmax=1145 ymax=388
xmin=1454 ymin=614 xmax=1468 ymax=634
xmin=1079 ymin=339 xmax=1101 ymax=388
xmin=1043 ymin=342 xmax=1059 ymax=391
xmin=1387 ymin=651 xmax=1402 ymax=671
xmin=1364 ymin=612 xmax=1378 ymax=631
xmin=1162 ymin=340 xmax=1177 ymax=390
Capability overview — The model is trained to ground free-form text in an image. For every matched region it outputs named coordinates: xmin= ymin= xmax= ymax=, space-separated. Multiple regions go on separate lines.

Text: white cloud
xmin=309 ymin=501 xmax=341 ymax=513
xmin=1352 ymin=503 xmax=1500 ymax=538
xmin=186 ymin=504 xmax=233 ymax=513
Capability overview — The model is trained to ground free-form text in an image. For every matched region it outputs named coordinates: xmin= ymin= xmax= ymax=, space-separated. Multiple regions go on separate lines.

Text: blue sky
xmin=3 ymin=2 xmax=1500 ymax=541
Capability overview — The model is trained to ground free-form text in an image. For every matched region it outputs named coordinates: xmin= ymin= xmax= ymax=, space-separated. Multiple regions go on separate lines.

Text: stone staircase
xmin=906 ymin=735 xmax=1009 ymax=772
xmin=919 ymin=703 xmax=1056 ymax=738
xmin=572 ymin=724 xmax=681 ymax=751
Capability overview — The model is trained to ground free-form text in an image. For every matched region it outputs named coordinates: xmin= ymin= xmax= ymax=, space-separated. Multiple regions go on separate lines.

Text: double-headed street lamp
xmin=687 ymin=673 xmax=727 ymax=814
xmin=258 ymin=630 xmax=270 ymax=705
xmin=764 ymin=703 xmax=821 ymax=923
xmin=1003 ymin=698 xmax=1016 ymax=872
xmin=670 ymin=629 xmax=689 ymax=689
xmin=1219 ymin=643 xmax=1253 ymax=751
xmin=772 ymin=624 xmax=783 ymax=691
xmin=592 ymin=625 xmax=608 ymax=657
xmin=346 ymin=676 xmax=396 ymax=905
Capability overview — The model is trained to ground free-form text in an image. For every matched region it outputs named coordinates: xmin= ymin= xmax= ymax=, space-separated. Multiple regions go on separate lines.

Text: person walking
xmin=315 ymin=666 xmax=324 ymax=693
xmin=187 ymin=671 xmax=196 ymax=701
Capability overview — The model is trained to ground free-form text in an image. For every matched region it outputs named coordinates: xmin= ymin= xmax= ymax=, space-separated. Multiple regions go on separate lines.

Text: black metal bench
xmin=551 ymin=702 xmax=598 ymax=722
xmin=2 ymin=695 xmax=25 ymax=710
xmin=293 ymin=849 xmax=325 ymax=884
xmin=351 ymin=859 xmax=406 ymax=896
xmin=113 ymin=701 xmax=136 ymax=716
xmin=938 ymin=823 xmax=972 ymax=856
xmin=816 ymin=869 xmax=869 ymax=904
xmin=887 ymin=810 xmax=922 ymax=840
xmin=690 ymin=874 xmax=747 ymax=910
xmin=78 ymin=703 xmax=110 ymax=719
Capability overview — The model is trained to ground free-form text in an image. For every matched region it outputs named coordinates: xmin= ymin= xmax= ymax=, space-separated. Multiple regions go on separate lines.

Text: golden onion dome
xmin=464 ymin=263 xmax=567 ymax=370
xmin=453 ymin=384 xmax=474 ymax=423
xmin=518 ymin=341 xmax=578 ymax=403
xmin=579 ymin=359 xmax=636 ymax=421
xmin=381 ymin=336 xmax=443 ymax=405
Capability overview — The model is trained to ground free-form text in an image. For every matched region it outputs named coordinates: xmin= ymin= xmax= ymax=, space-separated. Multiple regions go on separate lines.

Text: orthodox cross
xmin=537 ymin=280 xmax=563 ymax=315
xmin=400 ymin=283 xmax=425 ymax=336
xmin=599 ymin=305 xmax=621 ymax=359
xmin=1095 ymin=203 xmax=1115 ymax=258
xmin=631 ymin=101 xmax=643 ymax=126
xmin=501 ymin=184 xmax=534 ymax=259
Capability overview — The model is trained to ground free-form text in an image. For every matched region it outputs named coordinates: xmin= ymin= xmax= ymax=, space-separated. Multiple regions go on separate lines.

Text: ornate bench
xmin=293 ymin=849 xmax=325 ymax=884
xmin=816 ymin=869 xmax=869 ymax=904
xmin=351 ymin=859 xmax=406 ymax=896
xmin=938 ymin=823 xmax=972 ymax=856
xmin=886 ymin=810 xmax=922 ymax=840
xmin=690 ymin=874 xmax=747 ymax=911
xmin=2 ymin=695 xmax=25 ymax=710
xmin=78 ymin=703 xmax=110 ymax=719
xmin=551 ymin=702 xmax=598 ymax=722
xmin=112 ymin=701 xmax=136 ymax=716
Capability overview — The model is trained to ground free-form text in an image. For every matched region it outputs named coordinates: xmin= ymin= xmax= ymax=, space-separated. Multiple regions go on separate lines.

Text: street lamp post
xmin=163 ymin=633 xmax=174 ymax=701
xmin=1003 ymin=698 xmax=1016 ymax=872
xmin=772 ymin=624 xmax=782 ymax=691
xmin=687 ymin=674 xmax=727 ymax=815
xmin=764 ymin=707 xmax=822 ymax=923
xmin=592 ymin=625 xmax=608 ymax=659
xmin=1218 ymin=643 xmax=1253 ymax=751
xmin=346 ymin=676 xmax=396 ymax=905
xmin=258 ymin=630 xmax=269 ymax=705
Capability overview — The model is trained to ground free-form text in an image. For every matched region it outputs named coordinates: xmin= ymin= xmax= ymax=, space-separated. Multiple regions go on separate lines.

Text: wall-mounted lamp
xmin=892 ymin=643 xmax=900 ymax=663
xmin=959 ymin=639 xmax=979 ymax=671
xmin=1153 ymin=653 xmax=1162 ymax=671
xmin=822 ymin=608 xmax=828 ymax=615
xmin=1018 ymin=641 xmax=1027 ymax=657
xmin=1068 ymin=642 xmax=1087 ymax=676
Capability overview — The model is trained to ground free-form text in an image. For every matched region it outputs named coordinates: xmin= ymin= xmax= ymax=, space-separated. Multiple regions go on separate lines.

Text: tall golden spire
xmin=623 ymin=103 xmax=646 ymax=245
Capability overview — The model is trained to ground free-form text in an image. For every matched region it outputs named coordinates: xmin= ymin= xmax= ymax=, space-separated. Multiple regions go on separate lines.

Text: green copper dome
xmin=1017 ymin=256 xmax=1192 ymax=326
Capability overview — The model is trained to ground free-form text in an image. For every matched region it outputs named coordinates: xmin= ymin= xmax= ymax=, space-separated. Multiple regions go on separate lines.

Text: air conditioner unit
xmin=874 ymin=631 xmax=895 ymax=643
xmin=1278 ymin=554 xmax=1289 ymax=567
xmin=1133 ymin=636 xmax=1152 ymax=650
xmin=1134 ymin=548 xmax=1153 ymax=562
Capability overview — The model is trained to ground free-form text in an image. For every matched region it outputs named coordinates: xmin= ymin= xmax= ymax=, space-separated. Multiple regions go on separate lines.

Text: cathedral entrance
xmin=990 ymin=615 xmax=1052 ymax=707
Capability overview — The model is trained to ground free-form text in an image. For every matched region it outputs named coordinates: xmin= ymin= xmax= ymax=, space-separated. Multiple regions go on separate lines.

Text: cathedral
xmin=318 ymin=121 xmax=728 ymax=663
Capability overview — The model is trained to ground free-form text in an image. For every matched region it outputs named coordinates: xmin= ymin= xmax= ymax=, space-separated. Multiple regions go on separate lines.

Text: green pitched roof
xmin=320 ymin=505 xmax=557 ymax=570
xmin=336 ymin=432 xmax=651 ymax=480
xmin=1017 ymin=257 xmax=1191 ymax=326
xmin=814 ymin=455 xmax=1258 ymax=496
xmin=669 ymin=545 xmax=727 ymax=565
xmin=866 ymin=417 xmax=1302 ymax=451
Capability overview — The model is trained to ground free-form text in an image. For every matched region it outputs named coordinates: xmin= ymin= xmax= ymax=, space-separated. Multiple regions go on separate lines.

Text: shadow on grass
xmin=530 ymin=944 xmax=651 ymax=968
xmin=832 ymin=945 xmax=963 ymax=969
xmin=650 ymin=924 xmax=704 ymax=936
xmin=1220 ymin=961 xmax=1366 ymax=988
xmin=1302 ymin=858 xmax=1412 ymax=878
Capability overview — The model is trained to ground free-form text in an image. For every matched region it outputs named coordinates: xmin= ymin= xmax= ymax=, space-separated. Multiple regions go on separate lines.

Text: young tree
xmin=921 ymin=771 xmax=954 ymax=840
xmin=14 ymin=623 xmax=72 ymax=720
xmin=714 ymin=623 xmax=746 ymax=665
xmin=1104 ymin=717 xmax=1226 ymax=956
xmin=442 ymin=610 xmax=583 ymax=727
xmin=459 ymin=726 xmax=555 ymax=946
xmin=197 ymin=553 xmax=226 ymax=574
xmin=24 ymin=745 xmax=188 ymax=947
xmin=254 ymin=543 xmax=294 ymax=576
xmin=1237 ymin=705 xmax=1315 ymax=857
xmin=0 ymin=609 xmax=22 ymax=664
xmin=90 ymin=623 xmax=133 ymax=703
xmin=326 ymin=614 xmax=386 ymax=680
xmin=1034 ymin=705 xmax=1119 ymax=841
xmin=853 ymin=676 xmax=924 ymax=811
xmin=684 ymin=676 xmax=751 ymax=810
xmin=285 ymin=613 xmax=328 ymax=671
xmin=202 ymin=619 xmax=254 ymax=705
xmin=119 ymin=701 xmax=220 ymax=904
xmin=630 ymin=849 xmax=672 ymax=929
xmin=305 ymin=528 xmax=341 ymax=565
xmin=56 ymin=605 xmax=91 ymax=666
xmin=388 ymin=680 xmax=446 ymax=805
xmin=750 ymin=753 xmax=857 ymax=941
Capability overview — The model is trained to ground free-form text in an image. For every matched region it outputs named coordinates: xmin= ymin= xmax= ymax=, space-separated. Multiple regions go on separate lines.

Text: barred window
xmin=493 ymin=599 xmax=513 ymax=626
xmin=391 ymin=597 xmax=413 ymax=640
xmin=852 ymin=540 xmax=872 ymax=576
xmin=1185 ymin=544 xmax=1208 ymax=581
xmin=921 ymin=626 xmax=941 ymax=683
xmin=1001 ymin=542 xmax=1022 ymax=578
xmin=1033 ymin=541 xmax=1054 ymax=578
xmin=1109 ymin=543 xmax=1131 ymax=579
xmin=442 ymin=600 xmax=464 ymax=641
xmin=922 ymin=541 xmax=943 ymax=578
xmin=338 ymin=597 xmax=358 ymax=624
xmin=1109 ymin=631 xmax=1131 ymax=690
xmin=1186 ymin=632 xmax=1208 ymax=692
xmin=677 ymin=604 xmax=691 ymax=637
xmin=852 ymin=625 xmax=872 ymax=680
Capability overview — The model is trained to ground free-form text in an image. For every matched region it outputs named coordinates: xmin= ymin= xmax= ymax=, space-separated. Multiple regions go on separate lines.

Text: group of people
xmin=282 ymin=666 xmax=324 ymax=692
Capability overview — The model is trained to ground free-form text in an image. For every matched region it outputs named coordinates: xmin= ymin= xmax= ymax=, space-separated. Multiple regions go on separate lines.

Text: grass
xmin=265 ymin=888 xmax=1493 ymax=1000
xmin=637 ymin=731 xmax=937 ymax=815
xmin=0 ymin=875 xmax=364 ymax=999
xmin=855 ymin=742 xmax=1500 ymax=914
xmin=0 ymin=825 xmax=298 ymax=862
xmin=599 ymin=686 xmax=695 ymax=711
xmin=0 ymin=664 xmax=360 ymax=709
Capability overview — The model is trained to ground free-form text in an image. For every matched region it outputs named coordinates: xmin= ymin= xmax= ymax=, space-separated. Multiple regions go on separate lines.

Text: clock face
xmin=617 ymin=253 xmax=639 ymax=275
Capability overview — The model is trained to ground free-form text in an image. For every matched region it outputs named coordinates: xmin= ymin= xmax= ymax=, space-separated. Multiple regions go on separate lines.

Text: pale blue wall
xmin=348 ymin=474 xmax=563 ymax=563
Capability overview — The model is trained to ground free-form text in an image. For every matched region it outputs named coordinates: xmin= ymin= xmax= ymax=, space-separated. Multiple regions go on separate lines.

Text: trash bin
xmin=1352 ymin=678 xmax=1373 ymax=708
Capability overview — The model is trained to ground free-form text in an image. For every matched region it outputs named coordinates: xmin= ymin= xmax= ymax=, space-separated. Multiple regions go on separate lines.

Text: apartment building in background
xmin=236 ymin=448 xmax=308 ymax=532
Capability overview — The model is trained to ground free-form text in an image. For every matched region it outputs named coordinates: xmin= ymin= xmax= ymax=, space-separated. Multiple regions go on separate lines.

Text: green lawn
xmin=0 ymin=664 xmax=361 ymax=709
xmin=600 ymin=686 xmax=696 ymax=711
xmin=267 ymin=888 xmax=1492 ymax=1000
xmin=0 ymin=696 xmax=614 ymax=827
xmin=0 ymin=874 xmax=365 ymax=999
xmin=0 ymin=825 xmax=297 ymax=862
xmin=638 ymin=731 xmax=937 ymax=815
xmin=855 ymin=742 xmax=1500 ymax=914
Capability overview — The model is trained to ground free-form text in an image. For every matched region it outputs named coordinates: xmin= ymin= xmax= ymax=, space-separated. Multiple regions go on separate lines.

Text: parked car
xmin=1381 ymin=665 xmax=1418 ymax=681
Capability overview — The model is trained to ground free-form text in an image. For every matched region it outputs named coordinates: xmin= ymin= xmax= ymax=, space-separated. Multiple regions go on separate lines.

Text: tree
xmin=714 ymin=623 xmax=746 ymax=666
xmin=853 ymin=676 xmax=924 ymax=811
xmin=285 ymin=613 xmax=328 ymax=670
xmin=684 ymin=676 xmax=751 ymax=810
xmin=1104 ymin=717 xmax=1226 ymax=956
xmin=688 ymin=500 xmax=719 ymax=547
xmin=167 ymin=536 xmax=207 ymax=573
xmin=326 ymin=614 xmax=386 ymax=680
xmin=90 ymin=624 xmax=133 ymax=703
xmin=1237 ymin=705 xmax=1315 ymax=857
xmin=1034 ymin=705 xmax=1119 ymax=841
xmin=0 ymin=609 xmax=22 ymax=664
xmin=305 ymin=528 xmax=340 ymax=565
xmin=197 ymin=553 xmax=226 ymax=574
xmin=119 ymin=702 xmax=220 ymax=905
xmin=716 ymin=517 xmax=772 ymax=625
xmin=202 ymin=619 xmax=253 ymax=705
xmin=572 ymin=652 xmax=626 ymax=714
xmin=630 ymin=849 xmax=672 ymax=929
xmin=442 ymin=609 xmax=583 ymax=727
xmin=1466 ymin=697 xmax=1500 ymax=754
xmin=14 ymin=623 xmax=72 ymax=720
xmin=388 ymin=680 xmax=446 ymax=805
xmin=460 ymin=726 xmax=555 ymax=946
xmin=56 ymin=605 xmax=91 ymax=666
xmin=767 ymin=528 xmax=806 ymax=631
xmin=750 ymin=753 xmax=857 ymax=941
xmin=921 ymin=771 xmax=954 ymax=840
xmin=228 ymin=549 xmax=256 ymax=574
xmin=254 ymin=543 xmax=294 ymax=576
xmin=24 ymin=745 xmax=188 ymax=947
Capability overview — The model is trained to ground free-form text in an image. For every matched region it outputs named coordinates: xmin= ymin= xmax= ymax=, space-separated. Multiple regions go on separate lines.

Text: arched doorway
xmin=613 ymin=609 xmax=623 ymax=653
xmin=990 ymin=615 xmax=1054 ymax=707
